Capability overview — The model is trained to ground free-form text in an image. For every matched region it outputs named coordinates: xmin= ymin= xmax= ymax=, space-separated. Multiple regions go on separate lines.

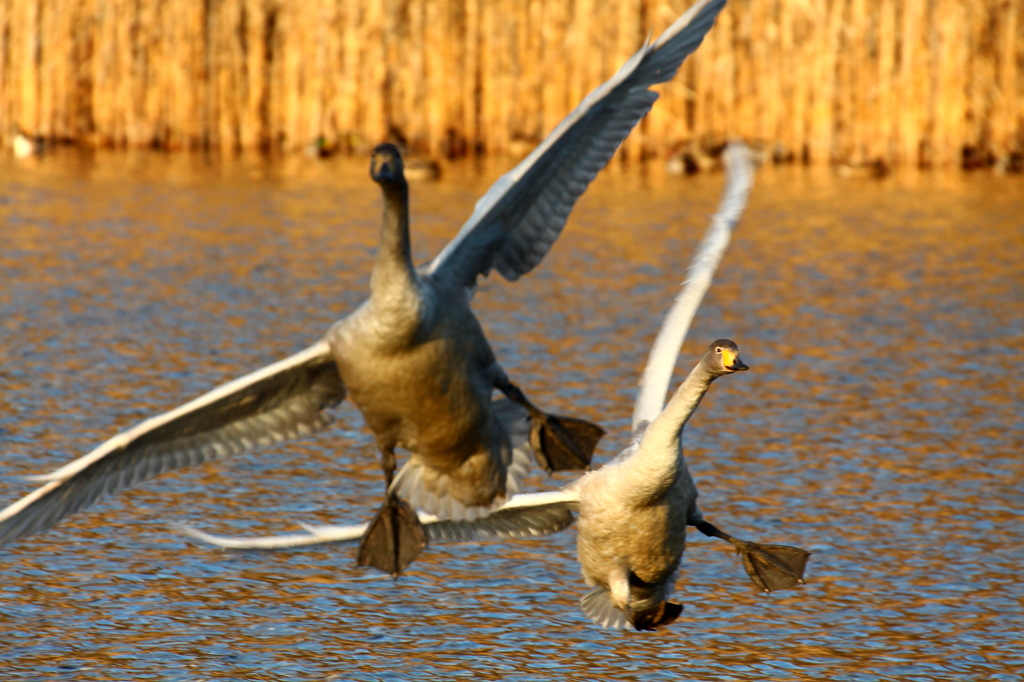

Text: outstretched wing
xmin=631 ymin=142 xmax=755 ymax=430
xmin=0 ymin=340 xmax=345 ymax=546
xmin=427 ymin=0 xmax=726 ymax=290
xmin=175 ymin=490 xmax=580 ymax=550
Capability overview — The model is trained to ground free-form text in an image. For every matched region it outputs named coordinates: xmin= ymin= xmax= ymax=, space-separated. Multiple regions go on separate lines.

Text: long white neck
xmin=616 ymin=360 xmax=716 ymax=505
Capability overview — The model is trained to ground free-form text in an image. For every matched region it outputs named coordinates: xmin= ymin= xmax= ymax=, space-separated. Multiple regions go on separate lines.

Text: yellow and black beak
xmin=721 ymin=348 xmax=749 ymax=372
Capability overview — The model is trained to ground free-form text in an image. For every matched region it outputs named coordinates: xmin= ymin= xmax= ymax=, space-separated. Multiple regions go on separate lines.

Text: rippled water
xmin=1 ymin=150 xmax=1022 ymax=680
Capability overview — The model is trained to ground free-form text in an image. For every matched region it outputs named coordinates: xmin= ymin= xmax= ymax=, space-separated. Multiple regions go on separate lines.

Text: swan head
xmin=705 ymin=339 xmax=748 ymax=375
xmin=370 ymin=143 xmax=406 ymax=186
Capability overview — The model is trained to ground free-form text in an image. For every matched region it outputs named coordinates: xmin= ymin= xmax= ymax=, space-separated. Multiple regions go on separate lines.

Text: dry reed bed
xmin=0 ymin=0 xmax=1021 ymax=167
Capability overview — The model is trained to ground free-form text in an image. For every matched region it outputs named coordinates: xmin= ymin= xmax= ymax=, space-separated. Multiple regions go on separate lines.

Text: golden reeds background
xmin=0 ymin=0 xmax=1021 ymax=167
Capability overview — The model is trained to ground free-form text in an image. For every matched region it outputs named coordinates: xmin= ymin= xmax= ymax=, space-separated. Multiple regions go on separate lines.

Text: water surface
xmin=1 ymin=151 xmax=1022 ymax=680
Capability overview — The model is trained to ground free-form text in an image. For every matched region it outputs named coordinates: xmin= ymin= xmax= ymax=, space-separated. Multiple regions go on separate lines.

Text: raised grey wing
xmin=427 ymin=0 xmax=726 ymax=290
xmin=174 ymin=490 xmax=579 ymax=550
xmin=0 ymin=340 xmax=344 ymax=546
xmin=631 ymin=142 xmax=754 ymax=430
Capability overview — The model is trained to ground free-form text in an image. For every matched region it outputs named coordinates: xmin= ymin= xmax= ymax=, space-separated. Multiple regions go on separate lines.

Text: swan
xmin=178 ymin=142 xmax=810 ymax=629
xmin=573 ymin=337 xmax=811 ymax=630
xmin=0 ymin=0 xmax=727 ymax=577
xmin=184 ymin=339 xmax=807 ymax=631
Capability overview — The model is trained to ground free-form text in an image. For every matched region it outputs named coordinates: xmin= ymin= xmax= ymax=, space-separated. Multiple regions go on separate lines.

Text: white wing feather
xmin=175 ymin=490 xmax=580 ymax=550
xmin=631 ymin=142 xmax=754 ymax=430
xmin=0 ymin=340 xmax=345 ymax=546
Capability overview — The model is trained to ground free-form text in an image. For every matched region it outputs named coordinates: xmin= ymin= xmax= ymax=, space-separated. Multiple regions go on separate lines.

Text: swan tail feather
xmin=390 ymin=399 xmax=534 ymax=520
xmin=389 ymin=457 xmax=499 ymax=522
xmin=579 ymin=586 xmax=631 ymax=630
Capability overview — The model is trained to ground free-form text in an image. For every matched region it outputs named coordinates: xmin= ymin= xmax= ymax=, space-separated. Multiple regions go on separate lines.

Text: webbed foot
xmin=695 ymin=520 xmax=810 ymax=593
xmin=356 ymin=495 xmax=427 ymax=576
xmin=497 ymin=379 xmax=605 ymax=472
xmin=530 ymin=413 xmax=605 ymax=472
xmin=735 ymin=540 xmax=810 ymax=593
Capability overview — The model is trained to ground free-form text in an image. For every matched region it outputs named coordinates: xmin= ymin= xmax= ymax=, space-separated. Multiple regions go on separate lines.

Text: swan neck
xmin=659 ymin=364 xmax=715 ymax=435
xmin=607 ymin=363 xmax=716 ymax=508
xmin=636 ymin=362 xmax=716 ymax=469
xmin=371 ymin=180 xmax=414 ymax=292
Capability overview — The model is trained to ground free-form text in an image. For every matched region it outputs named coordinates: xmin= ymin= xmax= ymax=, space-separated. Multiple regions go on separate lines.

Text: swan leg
xmin=356 ymin=447 xmax=427 ymax=576
xmin=497 ymin=380 xmax=605 ymax=472
xmin=695 ymin=520 xmax=810 ymax=593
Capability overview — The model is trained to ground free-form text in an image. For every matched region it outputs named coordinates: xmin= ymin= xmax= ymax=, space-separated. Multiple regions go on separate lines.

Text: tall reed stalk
xmin=0 ymin=0 xmax=1021 ymax=166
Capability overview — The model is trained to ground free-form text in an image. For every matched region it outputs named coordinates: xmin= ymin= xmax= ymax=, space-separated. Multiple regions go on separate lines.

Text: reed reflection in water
xmin=0 ymin=150 xmax=1022 ymax=680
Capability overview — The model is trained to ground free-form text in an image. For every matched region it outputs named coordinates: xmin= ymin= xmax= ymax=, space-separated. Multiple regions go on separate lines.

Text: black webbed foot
xmin=695 ymin=520 xmax=810 ymax=593
xmin=496 ymin=379 xmax=605 ymax=472
xmin=734 ymin=540 xmax=810 ymax=593
xmin=356 ymin=495 xmax=427 ymax=576
xmin=530 ymin=413 xmax=605 ymax=472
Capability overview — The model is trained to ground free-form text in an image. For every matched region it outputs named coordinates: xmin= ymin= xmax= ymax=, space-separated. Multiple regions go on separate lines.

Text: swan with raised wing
xmin=0 ymin=0 xmax=728 ymax=576
xmin=181 ymin=143 xmax=810 ymax=630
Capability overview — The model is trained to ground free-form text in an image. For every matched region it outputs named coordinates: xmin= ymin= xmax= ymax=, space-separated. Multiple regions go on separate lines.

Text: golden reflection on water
xmin=1 ymin=150 xmax=1022 ymax=680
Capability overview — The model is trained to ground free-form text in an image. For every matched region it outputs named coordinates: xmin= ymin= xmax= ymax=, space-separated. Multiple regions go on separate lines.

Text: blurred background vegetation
xmin=0 ymin=0 xmax=1021 ymax=169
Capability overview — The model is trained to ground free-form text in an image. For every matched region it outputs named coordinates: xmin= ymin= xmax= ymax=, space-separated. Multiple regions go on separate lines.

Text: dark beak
xmin=727 ymin=356 xmax=749 ymax=372
xmin=371 ymin=157 xmax=393 ymax=182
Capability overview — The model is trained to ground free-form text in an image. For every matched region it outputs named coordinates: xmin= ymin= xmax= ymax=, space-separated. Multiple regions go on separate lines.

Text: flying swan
xmin=0 ymin=0 xmax=728 ymax=577
xmin=180 ymin=142 xmax=811 ymax=629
